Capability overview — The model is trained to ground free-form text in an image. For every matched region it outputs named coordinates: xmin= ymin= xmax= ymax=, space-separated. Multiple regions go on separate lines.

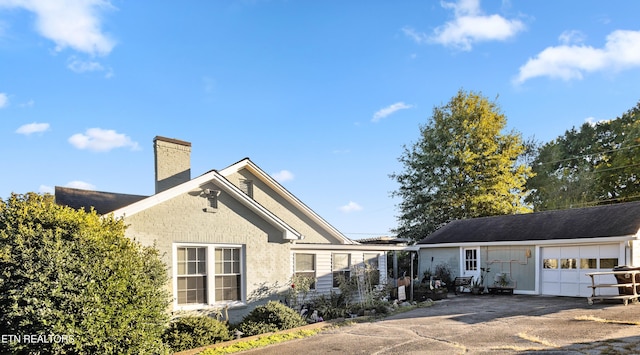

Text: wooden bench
xmin=453 ymin=276 xmax=474 ymax=295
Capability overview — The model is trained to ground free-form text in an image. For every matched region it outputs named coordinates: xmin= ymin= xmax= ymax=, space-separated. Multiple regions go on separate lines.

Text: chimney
xmin=154 ymin=136 xmax=192 ymax=194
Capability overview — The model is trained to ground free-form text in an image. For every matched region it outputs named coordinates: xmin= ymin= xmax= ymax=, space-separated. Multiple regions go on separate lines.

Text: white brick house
xmin=55 ymin=136 xmax=397 ymax=322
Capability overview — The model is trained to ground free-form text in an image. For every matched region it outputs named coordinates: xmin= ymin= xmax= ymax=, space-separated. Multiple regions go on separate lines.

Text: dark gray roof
xmin=418 ymin=201 xmax=640 ymax=245
xmin=55 ymin=186 xmax=147 ymax=215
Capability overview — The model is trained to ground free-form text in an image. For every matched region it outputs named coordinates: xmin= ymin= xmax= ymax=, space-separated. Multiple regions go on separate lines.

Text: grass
xmin=198 ymin=329 xmax=323 ymax=355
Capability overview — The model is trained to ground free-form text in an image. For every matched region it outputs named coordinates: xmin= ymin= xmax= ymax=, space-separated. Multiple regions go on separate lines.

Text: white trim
xmin=220 ymin=159 xmax=355 ymax=245
xmin=292 ymin=244 xmax=417 ymax=252
xmin=418 ymin=235 xmax=639 ymax=249
xmin=110 ymin=171 xmax=302 ymax=241
xmin=172 ymin=242 xmax=246 ymax=312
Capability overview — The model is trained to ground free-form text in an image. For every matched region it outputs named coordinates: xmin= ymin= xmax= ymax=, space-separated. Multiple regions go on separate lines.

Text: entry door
xmin=462 ymin=247 xmax=481 ymax=282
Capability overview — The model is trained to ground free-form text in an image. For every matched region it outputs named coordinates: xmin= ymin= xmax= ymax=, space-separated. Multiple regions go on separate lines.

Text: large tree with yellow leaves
xmin=391 ymin=90 xmax=534 ymax=242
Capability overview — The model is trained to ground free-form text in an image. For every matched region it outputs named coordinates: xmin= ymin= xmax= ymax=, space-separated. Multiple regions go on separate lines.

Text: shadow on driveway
xmin=235 ymin=294 xmax=640 ymax=354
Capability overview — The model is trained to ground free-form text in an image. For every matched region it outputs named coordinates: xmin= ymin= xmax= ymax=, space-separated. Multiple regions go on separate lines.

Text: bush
xmin=0 ymin=193 xmax=171 ymax=354
xmin=163 ymin=316 xmax=230 ymax=352
xmin=237 ymin=301 xmax=307 ymax=336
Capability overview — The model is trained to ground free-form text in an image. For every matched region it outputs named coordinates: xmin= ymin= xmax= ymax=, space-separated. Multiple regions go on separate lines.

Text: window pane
xmin=177 ymin=248 xmax=186 ymax=262
xmin=561 ymin=259 xmax=576 ymax=269
xmin=224 ymin=248 xmax=231 ymax=260
xmin=296 ymin=254 xmax=315 ymax=271
xmin=188 ymin=248 xmax=197 ymax=260
xmin=580 ymin=258 xmax=597 ymax=269
xmin=543 ymin=259 xmax=558 ymax=269
xmin=333 ymin=254 xmax=349 ymax=270
xmin=177 ymin=262 xmax=186 ymax=275
xmin=188 ymin=262 xmax=196 ymax=274
xmin=364 ymin=254 xmax=379 ymax=269
xmin=600 ymin=258 xmax=619 ymax=269
xmin=198 ymin=247 xmax=206 ymax=261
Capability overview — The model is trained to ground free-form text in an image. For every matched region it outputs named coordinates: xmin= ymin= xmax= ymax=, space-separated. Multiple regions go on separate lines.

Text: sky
xmin=2 ymin=0 xmax=640 ymax=240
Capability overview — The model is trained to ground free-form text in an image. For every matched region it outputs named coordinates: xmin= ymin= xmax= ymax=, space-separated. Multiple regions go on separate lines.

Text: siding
xmin=227 ymin=170 xmax=344 ymax=244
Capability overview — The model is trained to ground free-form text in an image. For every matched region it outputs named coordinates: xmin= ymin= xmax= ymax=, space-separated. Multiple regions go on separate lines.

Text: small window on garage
xmin=580 ymin=258 xmax=597 ymax=269
xmin=561 ymin=258 xmax=576 ymax=269
xmin=600 ymin=258 xmax=619 ymax=269
xmin=543 ymin=259 xmax=558 ymax=269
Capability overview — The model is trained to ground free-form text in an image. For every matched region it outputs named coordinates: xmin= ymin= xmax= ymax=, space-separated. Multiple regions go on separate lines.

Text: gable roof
xmin=55 ymin=187 xmax=147 ymax=215
xmin=219 ymin=158 xmax=356 ymax=245
xmin=108 ymin=168 xmax=303 ymax=241
xmin=417 ymin=201 xmax=640 ymax=245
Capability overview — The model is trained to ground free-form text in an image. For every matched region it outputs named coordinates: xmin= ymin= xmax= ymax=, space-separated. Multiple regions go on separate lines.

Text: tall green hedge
xmin=0 ymin=193 xmax=171 ymax=354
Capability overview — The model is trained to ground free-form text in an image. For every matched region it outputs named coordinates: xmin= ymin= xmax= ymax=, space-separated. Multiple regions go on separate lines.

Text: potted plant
xmin=471 ymin=278 xmax=482 ymax=295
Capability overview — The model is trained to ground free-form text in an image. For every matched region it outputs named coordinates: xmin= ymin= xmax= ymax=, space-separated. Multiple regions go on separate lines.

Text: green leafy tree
xmin=527 ymin=101 xmax=640 ymax=210
xmin=391 ymin=90 xmax=533 ymax=242
xmin=0 ymin=193 xmax=171 ymax=354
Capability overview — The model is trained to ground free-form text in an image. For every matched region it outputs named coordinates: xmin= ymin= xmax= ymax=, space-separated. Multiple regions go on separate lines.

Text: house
xmin=55 ymin=136 xmax=402 ymax=322
xmin=417 ymin=202 xmax=640 ymax=297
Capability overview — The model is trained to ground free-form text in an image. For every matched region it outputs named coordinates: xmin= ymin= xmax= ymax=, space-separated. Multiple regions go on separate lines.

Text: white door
xmin=541 ymin=244 xmax=621 ymax=297
xmin=462 ymin=247 xmax=481 ymax=283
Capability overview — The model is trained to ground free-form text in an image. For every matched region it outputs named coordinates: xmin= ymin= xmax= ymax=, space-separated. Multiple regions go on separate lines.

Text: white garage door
xmin=541 ymin=244 xmax=621 ymax=297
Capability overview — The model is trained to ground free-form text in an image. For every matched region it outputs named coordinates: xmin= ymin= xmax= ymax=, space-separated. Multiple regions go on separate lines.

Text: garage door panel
xmin=541 ymin=244 xmax=621 ymax=297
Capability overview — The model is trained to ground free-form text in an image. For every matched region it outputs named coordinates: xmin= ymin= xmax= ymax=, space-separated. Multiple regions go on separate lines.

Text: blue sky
xmin=2 ymin=0 xmax=640 ymax=240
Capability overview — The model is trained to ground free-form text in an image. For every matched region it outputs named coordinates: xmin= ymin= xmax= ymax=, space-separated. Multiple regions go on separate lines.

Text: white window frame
xmin=294 ymin=253 xmax=317 ymax=289
xmin=173 ymin=243 xmax=245 ymax=311
xmin=332 ymin=253 xmax=351 ymax=288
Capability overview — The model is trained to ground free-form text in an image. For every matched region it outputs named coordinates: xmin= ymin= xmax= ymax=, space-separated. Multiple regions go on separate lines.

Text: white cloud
xmin=405 ymin=0 xmax=525 ymax=51
xmin=0 ymin=92 xmax=8 ymax=108
xmin=66 ymin=180 xmax=96 ymax=190
xmin=515 ymin=30 xmax=640 ymax=84
xmin=558 ymin=30 xmax=586 ymax=45
xmin=339 ymin=201 xmax=363 ymax=213
xmin=15 ymin=122 xmax=50 ymax=135
xmin=0 ymin=0 xmax=116 ymax=56
xmin=66 ymin=56 xmax=114 ymax=78
xmin=372 ymin=102 xmax=413 ymax=122
xmin=272 ymin=170 xmax=294 ymax=183
xmin=68 ymin=128 xmax=139 ymax=152
xmin=585 ymin=117 xmax=610 ymax=126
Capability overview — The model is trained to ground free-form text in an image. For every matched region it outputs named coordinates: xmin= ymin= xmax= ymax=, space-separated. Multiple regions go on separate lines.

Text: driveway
xmin=237 ymin=294 xmax=640 ymax=354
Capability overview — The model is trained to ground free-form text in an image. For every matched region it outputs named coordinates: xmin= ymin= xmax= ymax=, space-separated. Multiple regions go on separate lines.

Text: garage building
xmin=417 ymin=201 xmax=640 ymax=297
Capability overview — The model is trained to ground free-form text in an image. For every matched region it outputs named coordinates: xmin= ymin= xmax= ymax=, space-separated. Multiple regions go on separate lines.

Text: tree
xmin=526 ymin=101 xmax=640 ymax=210
xmin=0 ymin=193 xmax=171 ymax=354
xmin=391 ymin=90 xmax=533 ymax=242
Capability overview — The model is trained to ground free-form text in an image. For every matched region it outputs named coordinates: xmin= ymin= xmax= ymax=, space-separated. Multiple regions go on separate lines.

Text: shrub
xmin=237 ymin=301 xmax=307 ymax=336
xmin=0 ymin=193 xmax=171 ymax=354
xmin=163 ymin=316 xmax=230 ymax=352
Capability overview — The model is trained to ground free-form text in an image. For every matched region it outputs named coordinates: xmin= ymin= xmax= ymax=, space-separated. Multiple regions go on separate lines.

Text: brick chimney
xmin=154 ymin=136 xmax=192 ymax=194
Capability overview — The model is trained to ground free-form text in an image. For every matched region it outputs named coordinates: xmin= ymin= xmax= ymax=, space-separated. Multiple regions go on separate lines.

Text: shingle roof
xmin=417 ymin=201 xmax=640 ymax=245
xmin=55 ymin=186 xmax=147 ymax=215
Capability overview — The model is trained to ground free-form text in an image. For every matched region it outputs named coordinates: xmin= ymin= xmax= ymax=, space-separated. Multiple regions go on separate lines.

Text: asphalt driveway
xmin=237 ymin=294 xmax=640 ymax=354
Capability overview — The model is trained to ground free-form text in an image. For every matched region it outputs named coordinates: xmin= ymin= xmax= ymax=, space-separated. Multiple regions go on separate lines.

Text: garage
xmin=541 ymin=244 xmax=622 ymax=297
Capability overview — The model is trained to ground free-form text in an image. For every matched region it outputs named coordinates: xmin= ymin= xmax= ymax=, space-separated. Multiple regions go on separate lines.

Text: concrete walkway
xmin=235 ymin=294 xmax=640 ymax=354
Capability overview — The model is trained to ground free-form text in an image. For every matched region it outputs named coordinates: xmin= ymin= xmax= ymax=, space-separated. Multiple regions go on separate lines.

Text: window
xmin=240 ymin=180 xmax=253 ymax=198
xmin=600 ymin=258 xmax=619 ymax=269
xmin=333 ymin=253 xmax=351 ymax=288
xmin=364 ymin=253 xmax=380 ymax=286
xmin=543 ymin=259 xmax=558 ymax=269
xmin=294 ymin=253 xmax=316 ymax=289
xmin=215 ymin=248 xmax=241 ymax=302
xmin=561 ymin=258 xmax=576 ymax=269
xmin=464 ymin=249 xmax=478 ymax=271
xmin=177 ymin=247 xmax=207 ymax=304
xmin=580 ymin=258 xmax=597 ymax=269
xmin=176 ymin=245 xmax=243 ymax=307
